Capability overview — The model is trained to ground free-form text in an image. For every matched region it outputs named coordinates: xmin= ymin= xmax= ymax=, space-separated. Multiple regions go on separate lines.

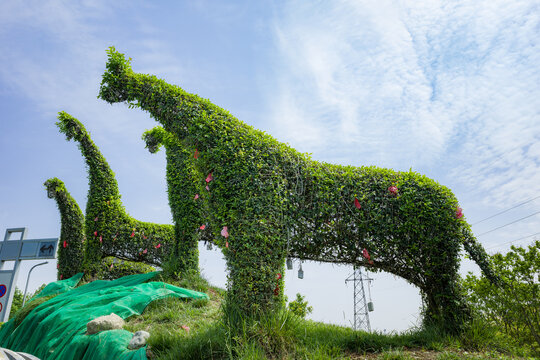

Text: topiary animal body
xmin=44 ymin=178 xmax=85 ymax=279
xmin=56 ymin=112 xmax=178 ymax=275
xmin=99 ymin=48 xmax=497 ymax=332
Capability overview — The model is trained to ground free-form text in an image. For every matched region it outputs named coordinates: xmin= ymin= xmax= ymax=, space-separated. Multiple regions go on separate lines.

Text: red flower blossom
xmin=276 ymin=273 xmax=282 ymax=280
xmin=99 ymin=236 xmax=103 ymax=243
xmin=60 ymin=274 xmax=63 ymax=280
xmin=155 ymin=243 xmax=161 ymax=249
xmin=274 ymin=285 xmax=279 ymax=296
xmin=199 ymin=224 xmax=206 ymax=230
xmin=205 ymin=173 xmax=213 ymax=183
xmin=456 ymin=207 xmax=463 ymax=219
xmin=110 ymin=263 xmax=114 ymax=270
xmin=181 ymin=325 xmax=190 ymax=333
xmin=225 ymin=241 xmax=229 ymax=248
xmin=63 ymin=240 xmax=67 ymax=248
xmin=130 ymin=231 xmax=135 ymax=237
xmin=354 ymin=198 xmax=361 ymax=209
xmin=94 ymin=231 xmax=98 ymax=236
xmin=362 ymin=248 xmax=371 ymax=261
xmin=194 ymin=149 xmax=199 ymax=159
xmin=388 ymin=186 xmax=398 ymax=195
xmin=221 ymin=226 xmax=229 ymax=238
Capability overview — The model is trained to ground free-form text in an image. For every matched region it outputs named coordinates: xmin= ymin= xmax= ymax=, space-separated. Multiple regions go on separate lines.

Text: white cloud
xmin=268 ymin=0 xmax=540 ymax=211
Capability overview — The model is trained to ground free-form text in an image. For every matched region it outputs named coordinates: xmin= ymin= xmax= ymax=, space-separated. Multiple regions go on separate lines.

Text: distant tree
xmin=8 ymin=285 xmax=46 ymax=320
xmin=463 ymin=240 xmax=539 ymax=352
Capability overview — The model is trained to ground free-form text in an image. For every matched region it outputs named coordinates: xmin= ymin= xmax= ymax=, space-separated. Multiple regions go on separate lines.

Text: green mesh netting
xmin=0 ymin=272 xmax=208 ymax=359
xmin=31 ymin=272 xmax=84 ymax=300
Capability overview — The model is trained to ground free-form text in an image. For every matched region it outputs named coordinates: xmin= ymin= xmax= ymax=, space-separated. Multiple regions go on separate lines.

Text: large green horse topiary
xmin=98 ymin=47 xmax=497 ymax=331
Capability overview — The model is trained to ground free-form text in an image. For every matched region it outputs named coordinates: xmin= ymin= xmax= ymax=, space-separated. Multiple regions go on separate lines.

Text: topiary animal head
xmin=56 ymin=111 xmax=87 ymax=142
xmin=44 ymin=178 xmax=64 ymax=199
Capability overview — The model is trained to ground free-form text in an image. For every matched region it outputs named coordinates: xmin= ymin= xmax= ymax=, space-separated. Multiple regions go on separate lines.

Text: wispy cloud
xmin=268 ymin=0 xmax=540 ymax=211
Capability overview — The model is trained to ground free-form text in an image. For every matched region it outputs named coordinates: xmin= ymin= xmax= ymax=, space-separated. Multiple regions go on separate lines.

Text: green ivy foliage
xmin=44 ymin=178 xmax=85 ymax=279
xmin=98 ymin=47 xmax=497 ymax=332
xmin=96 ymin=256 xmax=156 ymax=280
xmin=142 ymin=127 xmax=201 ymax=275
xmin=55 ymin=112 xmax=176 ymax=276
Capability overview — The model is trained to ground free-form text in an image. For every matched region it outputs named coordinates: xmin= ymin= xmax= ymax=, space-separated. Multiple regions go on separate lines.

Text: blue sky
xmin=0 ymin=0 xmax=539 ymax=331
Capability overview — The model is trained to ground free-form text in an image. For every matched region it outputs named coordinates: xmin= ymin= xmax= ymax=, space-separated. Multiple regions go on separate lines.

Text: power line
xmin=472 ymin=195 xmax=540 ymax=225
xmin=476 ymin=210 xmax=540 ymax=237
xmin=486 ymin=231 xmax=540 ymax=250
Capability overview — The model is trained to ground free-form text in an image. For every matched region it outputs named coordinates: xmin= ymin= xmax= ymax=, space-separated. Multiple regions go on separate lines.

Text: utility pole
xmin=345 ymin=266 xmax=373 ymax=332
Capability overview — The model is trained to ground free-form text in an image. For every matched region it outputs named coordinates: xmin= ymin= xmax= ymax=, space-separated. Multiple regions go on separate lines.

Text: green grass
xmin=121 ymin=274 xmax=536 ymax=360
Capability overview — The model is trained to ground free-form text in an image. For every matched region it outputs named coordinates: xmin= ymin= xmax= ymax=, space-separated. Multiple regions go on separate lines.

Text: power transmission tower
xmin=345 ymin=266 xmax=373 ymax=332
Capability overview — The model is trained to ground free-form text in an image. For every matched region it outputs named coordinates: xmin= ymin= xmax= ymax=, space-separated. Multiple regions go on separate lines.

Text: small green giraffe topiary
xmin=44 ymin=178 xmax=85 ymax=279
xmin=55 ymin=112 xmax=179 ymax=276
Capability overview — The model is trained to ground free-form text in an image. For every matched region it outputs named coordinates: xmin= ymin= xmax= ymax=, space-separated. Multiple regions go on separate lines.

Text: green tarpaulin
xmin=0 ymin=272 xmax=208 ymax=359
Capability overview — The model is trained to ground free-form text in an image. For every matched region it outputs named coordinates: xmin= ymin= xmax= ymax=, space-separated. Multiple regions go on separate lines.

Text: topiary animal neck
xmin=56 ymin=112 xmax=121 ymax=204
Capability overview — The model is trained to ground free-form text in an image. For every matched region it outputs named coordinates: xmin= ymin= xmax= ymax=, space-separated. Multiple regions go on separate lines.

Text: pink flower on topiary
xmin=155 ymin=243 xmax=161 ymax=249
xmin=94 ymin=216 xmax=98 ymax=221
xmin=131 ymin=231 xmax=135 ymax=237
xmin=143 ymin=248 xmax=148 ymax=254
xmin=206 ymin=185 xmax=210 ymax=191
xmin=194 ymin=194 xmax=199 ymax=200
xmin=456 ymin=207 xmax=463 ymax=219
xmin=199 ymin=224 xmax=206 ymax=230
xmin=221 ymin=226 xmax=229 ymax=238
xmin=362 ymin=248 xmax=371 ymax=261
xmin=354 ymin=198 xmax=361 ymax=209
xmin=388 ymin=186 xmax=398 ymax=195
xmin=182 ymin=325 xmax=190 ymax=333
xmin=99 ymin=236 xmax=102 ymax=243
xmin=109 ymin=263 xmax=114 ymax=270
xmin=94 ymin=231 xmax=98 ymax=237
xmin=206 ymin=172 xmax=213 ymax=183
xmin=225 ymin=241 xmax=229 ymax=248
xmin=63 ymin=240 xmax=67 ymax=248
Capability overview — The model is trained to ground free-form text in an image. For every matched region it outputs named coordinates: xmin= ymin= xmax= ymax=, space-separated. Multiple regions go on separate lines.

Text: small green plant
xmin=288 ymin=293 xmax=313 ymax=318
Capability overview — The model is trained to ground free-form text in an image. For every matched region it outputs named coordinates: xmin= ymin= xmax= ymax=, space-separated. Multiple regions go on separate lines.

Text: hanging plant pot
xmin=207 ymin=242 xmax=212 ymax=250
xmin=286 ymin=258 xmax=293 ymax=270
xmin=298 ymin=264 xmax=304 ymax=279
xmin=368 ymin=302 xmax=374 ymax=312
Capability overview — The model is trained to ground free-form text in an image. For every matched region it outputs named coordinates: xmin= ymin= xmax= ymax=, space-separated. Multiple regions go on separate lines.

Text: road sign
xmin=0 ymin=228 xmax=58 ymax=322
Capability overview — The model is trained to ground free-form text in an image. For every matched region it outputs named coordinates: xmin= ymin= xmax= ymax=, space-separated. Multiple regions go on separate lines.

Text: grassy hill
xmin=120 ymin=273 xmax=536 ymax=360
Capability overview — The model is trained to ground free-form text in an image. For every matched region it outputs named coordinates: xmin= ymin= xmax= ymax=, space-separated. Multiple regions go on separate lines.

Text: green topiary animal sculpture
xmin=98 ymin=47 xmax=498 ymax=332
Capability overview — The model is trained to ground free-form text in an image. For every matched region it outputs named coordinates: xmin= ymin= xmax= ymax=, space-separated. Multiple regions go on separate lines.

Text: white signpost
xmin=0 ymin=228 xmax=58 ymax=322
